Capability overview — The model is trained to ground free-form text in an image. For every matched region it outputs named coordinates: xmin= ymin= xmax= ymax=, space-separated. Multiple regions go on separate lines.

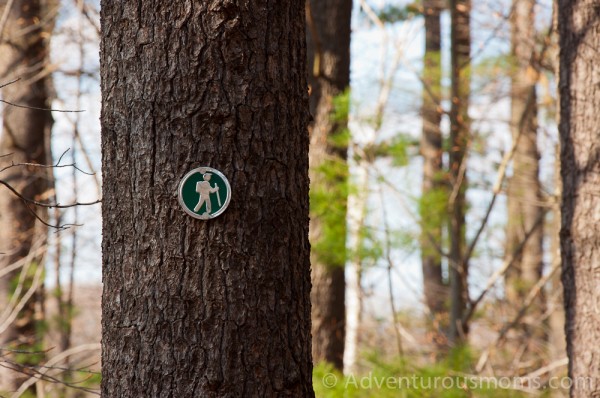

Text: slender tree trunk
xmin=0 ymin=0 xmax=53 ymax=391
xmin=100 ymin=2 xmax=314 ymax=396
xmin=420 ymin=0 xmax=447 ymax=332
xmin=504 ymin=0 xmax=545 ymax=369
xmin=306 ymin=0 xmax=351 ymax=371
xmin=549 ymin=5 xmax=566 ymax=389
xmin=448 ymin=0 xmax=470 ymax=345
xmin=549 ymin=146 xmax=566 ymax=398
xmin=558 ymin=1 xmax=600 ymax=396
xmin=344 ymin=166 xmax=368 ymax=374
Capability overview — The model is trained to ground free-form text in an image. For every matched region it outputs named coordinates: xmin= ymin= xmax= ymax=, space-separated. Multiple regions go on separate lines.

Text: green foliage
xmin=382 ymin=135 xmax=417 ymax=167
xmin=377 ymin=3 xmax=421 ymax=23
xmin=314 ymin=347 xmax=540 ymax=398
xmin=329 ymin=89 xmax=352 ymax=149
xmin=310 ymin=90 xmax=352 ymax=268
xmin=13 ymin=390 xmax=37 ymax=398
xmin=332 ymin=89 xmax=351 ymax=124
xmin=388 ymin=229 xmax=419 ymax=254
xmin=422 ymin=50 xmax=443 ymax=100
xmin=418 ymin=185 xmax=448 ymax=256
xmin=8 ymin=260 xmax=47 ymax=365
xmin=472 ymin=53 xmax=515 ymax=92
xmin=310 ymin=158 xmax=350 ymax=268
xmin=50 ymin=299 xmax=78 ymax=337
xmin=79 ymin=371 xmax=102 ymax=388
xmin=361 ymin=135 xmax=418 ymax=166
xmin=350 ymin=222 xmax=384 ymax=267
xmin=9 ymin=260 xmax=44 ymax=294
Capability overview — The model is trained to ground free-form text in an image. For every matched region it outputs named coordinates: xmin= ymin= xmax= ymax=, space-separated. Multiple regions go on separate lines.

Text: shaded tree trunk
xmin=420 ymin=0 xmax=448 ymax=332
xmin=100 ymin=1 xmax=314 ymax=396
xmin=0 ymin=0 xmax=53 ymax=391
xmin=558 ymin=1 xmax=600 ymax=396
xmin=504 ymin=0 xmax=546 ymax=369
xmin=448 ymin=0 xmax=470 ymax=345
xmin=306 ymin=0 xmax=351 ymax=371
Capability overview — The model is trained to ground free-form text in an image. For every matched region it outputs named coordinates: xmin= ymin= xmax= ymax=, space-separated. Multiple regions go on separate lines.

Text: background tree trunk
xmin=558 ymin=1 xmax=600 ymax=396
xmin=100 ymin=1 xmax=314 ymax=396
xmin=504 ymin=0 xmax=546 ymax=369
xmin=306 ymin=0 xmax=351 ymax=371
xmin=0 ymin=0 xmax=53 ymax=391
xmin=448 ymin=0 xmax=470 ymax=345
xmin=420 ymin=0 xmax=448 ymax=335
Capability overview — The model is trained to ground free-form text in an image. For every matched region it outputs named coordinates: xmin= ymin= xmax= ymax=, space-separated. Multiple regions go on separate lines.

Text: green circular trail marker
xmin=178 ymin=167 xmax=231 ymax=220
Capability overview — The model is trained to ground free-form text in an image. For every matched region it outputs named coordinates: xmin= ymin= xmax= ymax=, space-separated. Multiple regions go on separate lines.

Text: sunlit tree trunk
xmin=344 ymin=168 xmax=367 ymax=374
xmin=558 ymin=1 xmax=600 ymax=396
xmin=0 ymin=0 xmax=53 ymax=391
xmin=420 ymin=0 xmax=448 ymax=335
xmin=448 ymin=0 xmax=470 ymax=345
xmin=306 ymin=0 xmax=351 ymax=371
xmin=504 ymin=0 xmax=545 ymax=369
xmin=100 ymin=1 xmax=314 ymax=396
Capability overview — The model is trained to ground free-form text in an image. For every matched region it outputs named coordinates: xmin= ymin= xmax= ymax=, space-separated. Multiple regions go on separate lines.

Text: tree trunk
xmin=558 ymin=1 xmax=600 ymax=396
xmin=504 ymin=0 xmax=545 ymax=369
xmin=420 ymin=0 xmax=447 ymax=331
xmin=448 ymin=0 xmax=470 ymax=345
xmin=100 ymin=2 xmax=314 ymax=397
xmin=344 ymin=167 xmax=367 ymax=374
xmin=549 ymin=147 xmax=566 ymax=398
xmin=0 ymin=0 xmax=53 ymax=391
xmin=306 ymin=0 xmax=351 ymax=371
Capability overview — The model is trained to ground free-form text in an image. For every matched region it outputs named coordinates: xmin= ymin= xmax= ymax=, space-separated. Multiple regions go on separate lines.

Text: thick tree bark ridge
xmin=558 ymin=1 xmax=600 ymax=397
xmin=100 ymin=1 xmax=314 ymax=396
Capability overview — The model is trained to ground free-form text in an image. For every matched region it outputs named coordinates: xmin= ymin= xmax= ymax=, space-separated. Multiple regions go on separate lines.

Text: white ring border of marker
xmin=177 ymin=166 xmax=232 ymax=220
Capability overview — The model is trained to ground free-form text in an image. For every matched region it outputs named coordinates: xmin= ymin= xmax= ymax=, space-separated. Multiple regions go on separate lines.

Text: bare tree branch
xmin=0 ymin=180 xmax=100 ymax=209
xmin=462 ymin=211 xmax=546 ymax=324
xmin=0 ymin=0 xmax=16 ymax=42
xmin=0 ymin=98 xmax=84 ymax=113
xmin=12 ymin=343 xmax=101 ymax=397
xmin=475 ymin=259 xmax=561 ymax=372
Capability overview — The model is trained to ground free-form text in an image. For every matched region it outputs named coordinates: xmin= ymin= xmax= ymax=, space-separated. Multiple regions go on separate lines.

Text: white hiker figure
xmin=194 ymin=172 xmax=220 ymax=215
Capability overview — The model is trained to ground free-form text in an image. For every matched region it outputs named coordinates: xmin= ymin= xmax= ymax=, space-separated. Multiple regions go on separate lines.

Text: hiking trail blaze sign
xmin=178 ymin=167 xmax=231 ymax=220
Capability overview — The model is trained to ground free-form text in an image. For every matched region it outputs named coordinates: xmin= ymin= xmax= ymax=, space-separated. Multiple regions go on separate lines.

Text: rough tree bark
xmin=448 ymin=0 xmax=470 ymax=344
xmin=306 ymin=0 xmax=351 ymax=371
xmin=420 ymin=0 xmax=447 ymax=330
xmin=558 ymin=1 xmax=600 ymax=396
xmin=504 ymin=0 xmax=545 ymax=368
xmin=0 ymin=0 xmax=53 ymax=391
xmin=100 ymin=1 xmax=314 ymax=396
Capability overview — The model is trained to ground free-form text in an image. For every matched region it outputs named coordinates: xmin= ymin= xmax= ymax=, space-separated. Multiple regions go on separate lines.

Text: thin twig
xmin=521 ymin=357 xmax=569 ymax=380
xmin=0 ymin=77 xmax=19 ymax=90
xmin=475 ymin=260 xmax=561 ymax=372
xmin=0 ymin=180 xmax=100 ymax=208
xmin=12 ymin=344 xmax=101 ymax=398
xmin=462 ymin=212 xmax=545 ymax=324
xmin=0 ymin=98 xmax=84 ymax=113
xmin=0 ymin=245 xmax=47 ymax=280
xmin=379 ymin=184 xmax=404 ymax=358
xmin=0 ymin=254 xmax=45 ymax=334
xmin=0 ymin=159 xmax=95 ymax=176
